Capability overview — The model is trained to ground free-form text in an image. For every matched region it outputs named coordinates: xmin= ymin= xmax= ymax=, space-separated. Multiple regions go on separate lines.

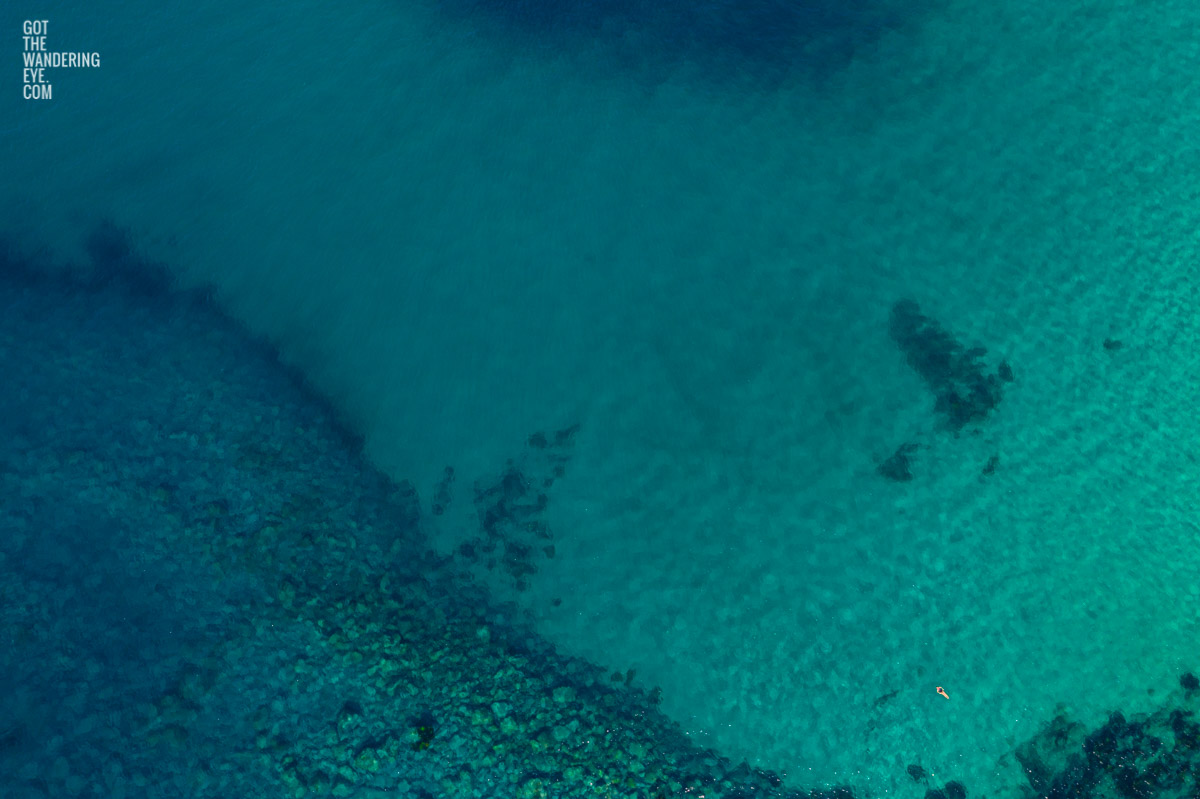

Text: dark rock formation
xmin=878 ymin=442 xmax=918 ymax=482
xmin=0 ymin=226 xmax=827 ymax=799
xmin=457 ymin=424 xmax=580 ymax=590
xmin=888 ymin=300 xmax=1009 ymax=431
xmin=1009 ymin=681 xmax=1200 ymax=799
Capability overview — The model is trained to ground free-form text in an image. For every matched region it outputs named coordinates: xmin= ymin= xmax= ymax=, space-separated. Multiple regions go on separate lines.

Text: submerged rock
xmin=878 ymin=442 xmax=919 ymax=482
xmin=888 ymin=300 xmax=1009 ymax=431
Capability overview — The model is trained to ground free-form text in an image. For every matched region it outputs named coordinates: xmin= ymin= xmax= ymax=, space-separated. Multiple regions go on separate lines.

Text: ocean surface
xmin=4 ymin=0 xmax=1200 ymax=797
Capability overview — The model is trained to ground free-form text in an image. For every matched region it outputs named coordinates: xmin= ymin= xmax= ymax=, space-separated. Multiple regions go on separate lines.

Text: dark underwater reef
xmin=876 ymin=300 xmax=1012 ymax=482
xmin=0 ymin=222 xmax=367 ymax=454
xmin=888 ymin=299 xmax=1013 ymax=433
xmin=432 ymin=0 xmax=922 ymax=86
xmin=1008 ymin=674 xmax=1200 ymax=799
xmin=0 ymin=223 xmax=826 ymax=798
xmin=899 ymin=674 xmax=1200 ymax=799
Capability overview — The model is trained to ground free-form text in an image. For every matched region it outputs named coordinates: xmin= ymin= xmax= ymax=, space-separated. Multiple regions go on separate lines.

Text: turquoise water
xmin=4 ymin=0 xmax=1200 ymax=796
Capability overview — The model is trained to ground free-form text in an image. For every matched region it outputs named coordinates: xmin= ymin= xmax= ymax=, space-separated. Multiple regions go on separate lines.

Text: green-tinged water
xmin=4 ymin=0 xmax=1200 ymax=796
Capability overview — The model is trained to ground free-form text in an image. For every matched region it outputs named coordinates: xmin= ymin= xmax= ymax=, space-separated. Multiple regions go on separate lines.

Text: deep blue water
xmin=433 ymin=0 xmax=918 ymax=84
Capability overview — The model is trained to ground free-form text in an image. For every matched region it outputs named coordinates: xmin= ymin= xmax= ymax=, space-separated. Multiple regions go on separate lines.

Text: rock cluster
xmin=888 ymin=300 xmax=1013 ymax=432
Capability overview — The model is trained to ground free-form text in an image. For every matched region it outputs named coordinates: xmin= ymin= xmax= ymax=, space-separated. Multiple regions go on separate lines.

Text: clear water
xmin=3 ymin=0 xmax=1199 ymax=797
